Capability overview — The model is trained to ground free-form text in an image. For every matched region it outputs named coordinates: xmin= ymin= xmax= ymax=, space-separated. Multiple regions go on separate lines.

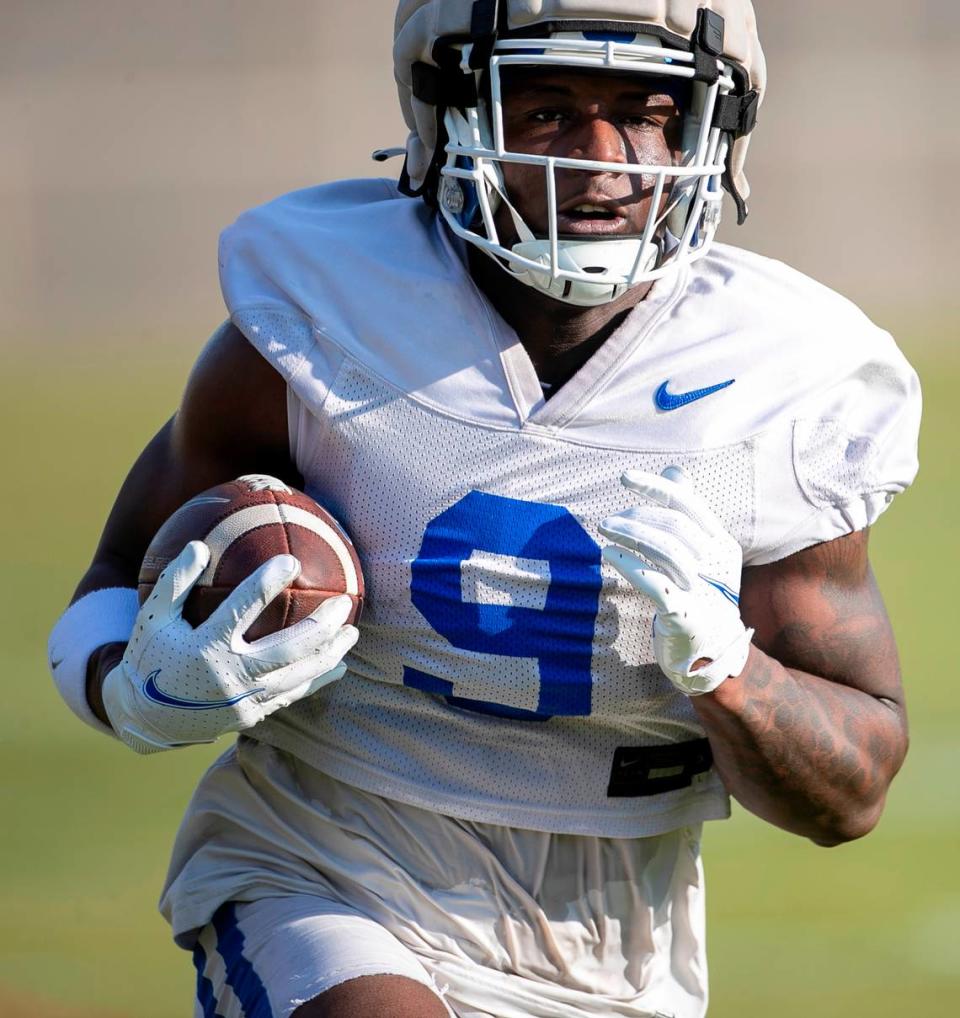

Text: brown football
xmin=138 ymin=475 xmax=363 ymax=640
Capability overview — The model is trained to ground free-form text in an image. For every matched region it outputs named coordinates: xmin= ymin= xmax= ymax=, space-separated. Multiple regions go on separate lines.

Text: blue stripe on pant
xmin=193 ymin=941 xmax=221 ymax=1018
xmin=212 ymin=902 xmax=274 ymax=1018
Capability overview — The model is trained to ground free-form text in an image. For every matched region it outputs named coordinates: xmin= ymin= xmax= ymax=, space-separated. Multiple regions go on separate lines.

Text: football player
xmin=48 ymin=2 xmax=921 ymax=1017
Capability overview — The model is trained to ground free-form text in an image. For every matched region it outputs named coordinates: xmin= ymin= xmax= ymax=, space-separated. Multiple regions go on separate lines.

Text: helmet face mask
xmin=438 ymin=33 xmax=735 ymax=306
xmin=394 ymin=1 xmax=766 ymax=308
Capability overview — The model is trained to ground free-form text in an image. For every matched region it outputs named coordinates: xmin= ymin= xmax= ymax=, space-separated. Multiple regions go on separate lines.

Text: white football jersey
xmin=219 ymin=178 xmax=920 ymax=838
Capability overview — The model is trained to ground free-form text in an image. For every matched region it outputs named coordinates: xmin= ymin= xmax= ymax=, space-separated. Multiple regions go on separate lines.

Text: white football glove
xmin=600 ymin=467 xmax=753 ymax=696
xmin=102 ymin=540 xmax=359 ymax=753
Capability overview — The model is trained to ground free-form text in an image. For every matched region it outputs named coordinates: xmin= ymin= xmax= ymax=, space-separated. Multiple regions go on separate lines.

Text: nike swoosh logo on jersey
xmin=50 ymin=658 xmax=64 ymax=670
xmin=654 ymin=378 xmax=735 ymax=411
xmin=142 ymin=669 xmax=263 ymax=710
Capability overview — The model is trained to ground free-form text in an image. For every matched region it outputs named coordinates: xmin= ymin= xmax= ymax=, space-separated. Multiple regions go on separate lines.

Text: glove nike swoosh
xmin=142 ymin=669 xmax=264 ymax=710
xmin=699 ymin=574 xmax=740 ymax=606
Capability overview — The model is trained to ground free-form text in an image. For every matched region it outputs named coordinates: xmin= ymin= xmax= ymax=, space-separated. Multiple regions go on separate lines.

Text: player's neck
xmin=468 ymin=247 xmax=654 ymax=391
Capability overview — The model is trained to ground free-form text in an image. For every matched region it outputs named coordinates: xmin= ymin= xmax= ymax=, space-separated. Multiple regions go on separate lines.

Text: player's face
xmin=497 ymin=67 xmax=687 ymax=241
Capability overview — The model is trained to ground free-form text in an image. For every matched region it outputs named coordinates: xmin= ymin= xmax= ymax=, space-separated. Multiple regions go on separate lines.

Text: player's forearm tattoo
xmin=694 ymin=532 xmax=907 ymax=843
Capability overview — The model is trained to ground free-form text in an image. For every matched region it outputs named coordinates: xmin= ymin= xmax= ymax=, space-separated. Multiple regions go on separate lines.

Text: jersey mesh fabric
xmin=248 ymin=359 xmax=751 ymax=836
xmin=794 ymin=418 xmax=881 ymax=507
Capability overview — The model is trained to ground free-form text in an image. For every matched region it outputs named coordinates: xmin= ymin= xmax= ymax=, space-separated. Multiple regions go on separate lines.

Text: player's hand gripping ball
xmin=102 ymin=475 xmax=364 ymax=753
xmin=600 ymin=467 xmax=754 ymax=696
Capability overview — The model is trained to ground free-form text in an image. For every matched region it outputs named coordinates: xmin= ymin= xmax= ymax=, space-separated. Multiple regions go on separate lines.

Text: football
xmin=138 ymin=474 xmax=364 ymax=640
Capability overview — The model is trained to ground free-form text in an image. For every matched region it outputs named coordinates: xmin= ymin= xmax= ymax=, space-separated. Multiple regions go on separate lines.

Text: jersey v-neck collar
xmin=506 ymin=266 xmax=689 ymax=431
xmin=438 ymin=220 xmax=689 ymax=431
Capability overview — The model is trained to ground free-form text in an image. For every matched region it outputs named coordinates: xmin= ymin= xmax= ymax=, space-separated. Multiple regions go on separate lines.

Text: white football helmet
xmin=393 ymin=1 xmax=766 ymax=306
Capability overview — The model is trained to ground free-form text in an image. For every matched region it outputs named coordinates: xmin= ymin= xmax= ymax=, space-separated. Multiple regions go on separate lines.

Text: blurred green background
xmin=3 ymin=333 xmax=956 ymax=1017
xmin=4 ymin=2 xmax=959 ymax=1016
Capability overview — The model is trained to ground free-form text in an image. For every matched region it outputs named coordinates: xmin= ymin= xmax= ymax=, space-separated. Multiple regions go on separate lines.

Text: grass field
xmin=2 ymin=330 xmax=957 ymax=1016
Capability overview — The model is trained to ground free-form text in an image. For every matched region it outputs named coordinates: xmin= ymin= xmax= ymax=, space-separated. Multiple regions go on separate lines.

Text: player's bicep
xmin=74 ymin=322 xmax=296 ymax=599
xmin=739 ymin=529 xmax=904 ymax=705
xmin=171 ymin=321 xmax=296 ymax=481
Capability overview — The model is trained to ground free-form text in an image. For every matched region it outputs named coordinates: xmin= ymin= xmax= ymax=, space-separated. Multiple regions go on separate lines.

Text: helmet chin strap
xmin=507 ymin=237 xmax=659 ymax=307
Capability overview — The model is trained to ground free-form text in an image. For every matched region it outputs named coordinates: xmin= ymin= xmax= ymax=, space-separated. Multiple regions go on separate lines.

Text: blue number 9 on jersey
xmin=407 ymin=491 xmax=602 ymax=720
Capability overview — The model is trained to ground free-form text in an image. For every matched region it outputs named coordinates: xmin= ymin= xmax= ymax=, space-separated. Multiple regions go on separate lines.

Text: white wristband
xmin=48 ymin=587 xmax=139 ymax=736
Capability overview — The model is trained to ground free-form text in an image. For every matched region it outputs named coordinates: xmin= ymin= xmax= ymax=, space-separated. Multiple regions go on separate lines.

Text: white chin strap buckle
xmin=508 ymin=238 xmax=658 ymax=307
